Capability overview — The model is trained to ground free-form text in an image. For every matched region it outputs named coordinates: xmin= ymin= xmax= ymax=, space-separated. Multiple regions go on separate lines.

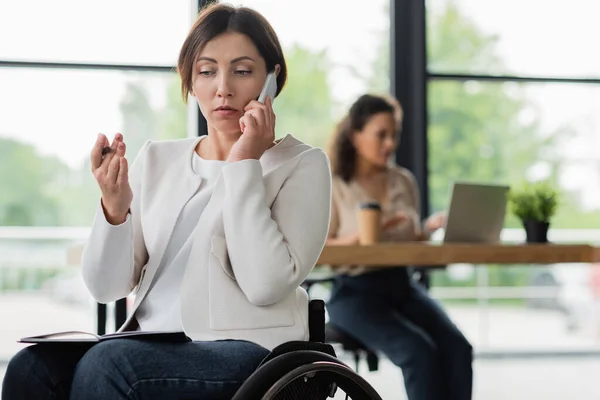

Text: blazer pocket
xmin=208 ymin=235 xmax=294 ymax=331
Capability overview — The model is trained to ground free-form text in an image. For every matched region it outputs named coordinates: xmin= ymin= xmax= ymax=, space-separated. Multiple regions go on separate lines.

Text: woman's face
xmin=352 ymin=111 xmax=398 ymax=168
xmin=192 ymin=32 xmax=271 ymax=136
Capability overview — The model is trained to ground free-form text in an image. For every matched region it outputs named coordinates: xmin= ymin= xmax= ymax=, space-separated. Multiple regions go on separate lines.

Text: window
xmin=0 ymin=0 xmax=192 ymax=66
xmin=0 ymin=68 xmax=186 ymax=226
xmin=230 ymin=0 xmax=390 ymax=149
xmin=425 ymin=0 xmax=600 ymax=352
xmin=0 ymin=1 xmax=192 ymax=362
xmin=428 ymin=81 xmax=600 ymax=229
xmin=427 ymin=0 xmax=600 ymax=78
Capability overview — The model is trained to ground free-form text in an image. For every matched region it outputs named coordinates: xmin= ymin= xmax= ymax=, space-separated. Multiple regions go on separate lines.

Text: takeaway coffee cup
xmin=357 ymin=202 xmax=382 ymax=245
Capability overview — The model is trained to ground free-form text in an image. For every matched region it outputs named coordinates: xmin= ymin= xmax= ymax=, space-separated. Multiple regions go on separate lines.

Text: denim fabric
xmin=327 ymin=268 xmax=473 ymax=400
xmin=2 ymin=338 xmax=269 ymax=400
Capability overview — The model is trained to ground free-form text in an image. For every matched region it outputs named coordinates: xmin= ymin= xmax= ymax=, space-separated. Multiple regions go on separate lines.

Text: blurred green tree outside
xmin=1 ymin=1 xmax=598 ymax=236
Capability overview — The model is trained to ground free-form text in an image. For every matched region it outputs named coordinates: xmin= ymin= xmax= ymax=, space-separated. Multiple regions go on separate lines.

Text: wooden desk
xmin=317 ymin=243 xmax=600 ymax=267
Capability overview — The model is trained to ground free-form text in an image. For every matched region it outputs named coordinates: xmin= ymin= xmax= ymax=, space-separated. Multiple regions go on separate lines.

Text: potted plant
xmin=508 ymin=182 xmax=559 ymax=243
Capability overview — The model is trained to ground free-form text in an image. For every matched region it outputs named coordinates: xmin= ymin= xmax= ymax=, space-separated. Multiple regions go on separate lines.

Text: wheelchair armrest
xmin=308 ymin=299 xmax=326 ymax=343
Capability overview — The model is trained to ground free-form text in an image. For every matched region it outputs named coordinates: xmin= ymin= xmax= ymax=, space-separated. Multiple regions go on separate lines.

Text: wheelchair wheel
xmin=232 ymin=350 xmax=382 ymax=400
xmin=263 ymin=361 xmax=382 ymax=400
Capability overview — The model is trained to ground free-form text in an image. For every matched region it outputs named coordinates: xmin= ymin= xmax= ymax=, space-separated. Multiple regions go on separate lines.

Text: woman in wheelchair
xmin=325 ymin=94 xmax=474 ymax=400
xmin=1 ymin=4 xmax=348 ymax=399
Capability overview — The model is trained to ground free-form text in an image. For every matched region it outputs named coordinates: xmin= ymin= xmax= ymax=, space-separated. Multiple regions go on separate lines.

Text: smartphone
xmin=258 ymin=71 xmax=277 ymax=104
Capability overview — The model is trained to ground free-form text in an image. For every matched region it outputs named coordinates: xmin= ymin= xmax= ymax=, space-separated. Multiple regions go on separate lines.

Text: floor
xmin=2 ymin=356 xmax=600 ymax=399
xmin=2 ymin=293 xmax=600 ymax=398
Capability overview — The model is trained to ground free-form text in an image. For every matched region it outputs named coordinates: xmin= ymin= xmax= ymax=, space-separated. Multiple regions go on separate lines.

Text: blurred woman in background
xmin=326 ymin=94 xmax=473 ymax=400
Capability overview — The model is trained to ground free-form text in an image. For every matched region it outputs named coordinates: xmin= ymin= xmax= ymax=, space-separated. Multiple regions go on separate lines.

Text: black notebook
xmin=19 ymin=330 xmax=191 ymax=344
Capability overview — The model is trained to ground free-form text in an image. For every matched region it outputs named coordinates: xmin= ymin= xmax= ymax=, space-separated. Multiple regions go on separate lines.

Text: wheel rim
xmin=262 ymin=361 xmax=382 ymax=400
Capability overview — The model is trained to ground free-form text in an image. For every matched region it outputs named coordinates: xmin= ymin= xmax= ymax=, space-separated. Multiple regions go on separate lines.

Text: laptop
xmin=442 ymin=182 xmax=509 ymax=243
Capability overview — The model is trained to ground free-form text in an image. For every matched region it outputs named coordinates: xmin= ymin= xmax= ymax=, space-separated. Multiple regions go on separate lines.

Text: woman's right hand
xmin=91 ymin=133 xmax=132 ymax=225
xmin=326 ymin=233 xmax=360 ymax=246
xmin=382 ymin=211 xmax=409 ymax=232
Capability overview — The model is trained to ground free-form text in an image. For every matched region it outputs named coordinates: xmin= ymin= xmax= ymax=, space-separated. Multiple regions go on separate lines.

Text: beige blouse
xmin=328 ymin=166 xmax=423 ymax=275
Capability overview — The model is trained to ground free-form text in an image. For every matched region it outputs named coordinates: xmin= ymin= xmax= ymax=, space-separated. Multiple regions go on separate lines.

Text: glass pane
xmin=428 ymin=80 xmax=600 ymax=229
xmin=228 ymin=0 xmax=390 ymax=149
xmin=0 ymin=68 xmax=188 ymax=361
xmin=428 ymin=80 xmax=600 ymax=352
xmin=0 ymin=0 xmax=192 ymax=65
xmin=427 ymin=0 xmax=600 ymax=78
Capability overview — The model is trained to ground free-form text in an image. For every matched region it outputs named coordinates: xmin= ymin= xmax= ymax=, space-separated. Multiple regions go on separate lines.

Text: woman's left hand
xmin=424 ymin=211 xmax=447 ymax=233
xmin=227 ymin=96 xmax=276 ymax=162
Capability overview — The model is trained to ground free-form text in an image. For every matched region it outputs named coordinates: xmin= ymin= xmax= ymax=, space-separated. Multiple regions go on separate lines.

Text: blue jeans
xmin=327 ymin=268 xmax=473 ymax=400
xmin=1 ymin=338 xmax=269 ymax=399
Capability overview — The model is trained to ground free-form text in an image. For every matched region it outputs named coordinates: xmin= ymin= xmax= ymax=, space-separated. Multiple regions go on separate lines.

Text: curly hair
xmin=328 ymin=94 xmax=402 ymax=182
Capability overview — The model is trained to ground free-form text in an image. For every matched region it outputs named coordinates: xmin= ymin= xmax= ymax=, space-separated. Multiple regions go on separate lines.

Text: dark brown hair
xmin=328 ymin=94 xmax=399 ymax=182
xmin=177 ymin=3 xmax=287 ymax=102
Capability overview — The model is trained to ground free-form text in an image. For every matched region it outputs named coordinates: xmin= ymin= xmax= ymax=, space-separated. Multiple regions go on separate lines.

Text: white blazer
xmin=81 ymin=134 xmax=332 ymax=350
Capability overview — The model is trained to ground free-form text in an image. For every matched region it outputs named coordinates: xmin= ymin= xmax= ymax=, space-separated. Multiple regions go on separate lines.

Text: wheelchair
xmin=100 ymin=284 xmax=383 ymax=398
xmin=231 ymin=299 xmax=383 ymax=399
xmin=301 ymin=276 xmax=381 ymax=374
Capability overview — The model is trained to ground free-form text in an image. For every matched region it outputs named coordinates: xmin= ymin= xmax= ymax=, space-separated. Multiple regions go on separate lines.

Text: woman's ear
xmin=274 ymin=64 xmax=281 ymax=77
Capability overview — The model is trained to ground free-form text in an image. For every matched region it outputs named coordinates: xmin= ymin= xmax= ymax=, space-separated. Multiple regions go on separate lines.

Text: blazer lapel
xmin=141 ymin=139 xmax=203 ymax=290
xmin=194 ymin=174 xmax=226 ymax=237
xmin=179 ymin=174 xmax=226 ymax=317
